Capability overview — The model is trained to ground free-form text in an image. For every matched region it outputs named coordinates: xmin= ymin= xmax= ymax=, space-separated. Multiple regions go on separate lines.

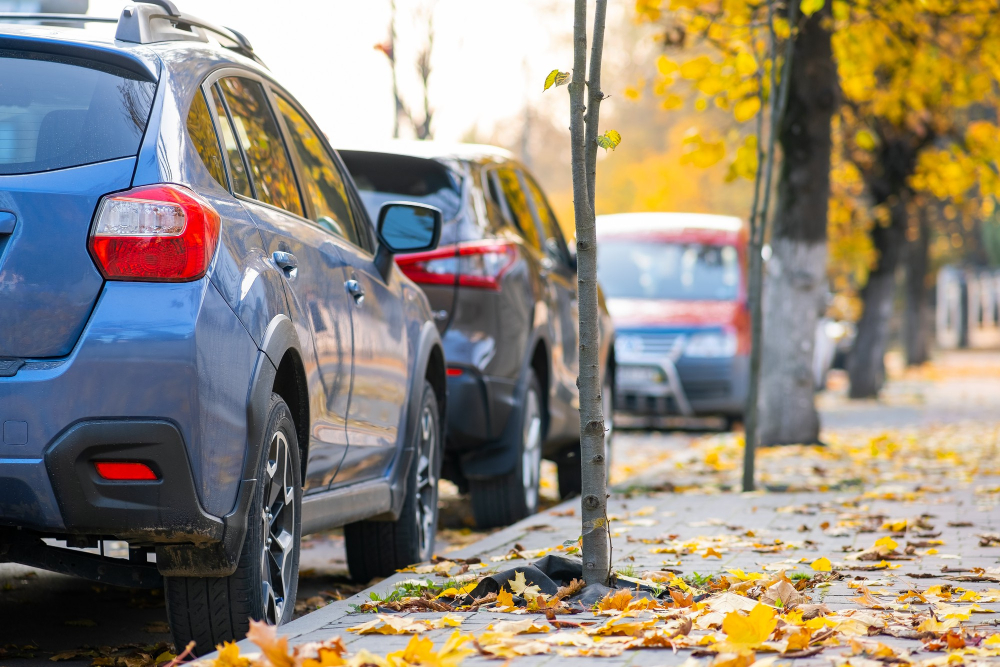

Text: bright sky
xmin=87 ymin=0 xmax=579 ymax=145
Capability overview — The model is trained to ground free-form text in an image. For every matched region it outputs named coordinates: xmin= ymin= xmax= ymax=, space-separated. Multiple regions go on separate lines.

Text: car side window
xmin=186 ymin=89 xmax=227 ymax=188
xmin=217 ymin=76 xmax=304 ymax=217
xmin=210 ymin=84 xmax=252 ymax=197
xmin=523 ymin=172 xmax=572 ymax=266
xmin=495 ymin=167 xmax=541 ymax=251
xmin=274 ymin=94 xmax=362 ymax=247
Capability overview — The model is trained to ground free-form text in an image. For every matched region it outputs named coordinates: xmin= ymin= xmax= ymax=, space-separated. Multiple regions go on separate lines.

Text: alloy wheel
xmin=415 ymin=404 xmax=439 ymax=558
xmin=260 ymin=430 xmax=296 ymax=624
xmin=521 ymin=388 xmax=542 ymax=513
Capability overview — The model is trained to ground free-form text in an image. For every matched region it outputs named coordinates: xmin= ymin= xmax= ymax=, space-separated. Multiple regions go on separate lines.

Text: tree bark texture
xmin=848 ymin=129 xmax=925 ymax=398
xmin=904 ymin=207 xmax=932 ymax=366
xmin=759 ymin=6 xmax=837 ymax=446
xmin=570 ymin=0 xmax=609 ymax=585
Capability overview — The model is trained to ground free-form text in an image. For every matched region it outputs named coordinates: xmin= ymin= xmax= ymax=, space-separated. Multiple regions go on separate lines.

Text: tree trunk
xmin=570 ymin=0 xmax=609 ymax=586
xmin=759 ymin=5 xmax=837 ymax=446
xmin=904 ymin=206 xmax=931 ymax=365
xmin=848 ymin=131 xmax=924 ymax=398
xmin=848 ymin=207 xmax=905 ymax=397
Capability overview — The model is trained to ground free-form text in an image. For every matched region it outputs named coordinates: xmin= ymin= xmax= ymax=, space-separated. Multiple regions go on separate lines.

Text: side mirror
xmin=374 ymin=202 xmax=443 ymax=279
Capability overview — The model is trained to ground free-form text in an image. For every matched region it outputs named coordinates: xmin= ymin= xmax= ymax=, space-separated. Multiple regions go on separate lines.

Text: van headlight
xmin=684 ymin=331 xmax=737 ymax=357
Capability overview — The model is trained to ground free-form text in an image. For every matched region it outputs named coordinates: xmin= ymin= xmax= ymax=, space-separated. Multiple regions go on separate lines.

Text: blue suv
xmin=0 ymin=1 xmax=447 ymax=654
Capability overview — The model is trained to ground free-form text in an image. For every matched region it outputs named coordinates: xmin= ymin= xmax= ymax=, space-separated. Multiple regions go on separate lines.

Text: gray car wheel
xmin=165 ymin=393 xmax=301 ymax=656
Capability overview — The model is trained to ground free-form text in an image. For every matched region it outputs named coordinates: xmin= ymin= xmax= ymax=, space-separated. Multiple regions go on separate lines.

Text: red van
xmin=596 ymin=213 xmax=749 ymax=427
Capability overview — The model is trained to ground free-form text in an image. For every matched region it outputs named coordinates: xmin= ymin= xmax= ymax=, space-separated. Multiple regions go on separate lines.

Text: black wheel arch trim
xmin=460 ymin=326 xmax=549 ymax=480
xmin=161 ymin=315 xmax=302 ymax=577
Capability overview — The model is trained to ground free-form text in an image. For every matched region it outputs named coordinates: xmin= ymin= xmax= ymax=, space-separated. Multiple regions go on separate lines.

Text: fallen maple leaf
xmin=496 ymin=588 xmax=515 ymax=609
xmin=246 ymin=621 xmax=295 ymax=667
xmin=721 ymin=603 xmax=778 ymax=646
xmin=388 ymin=631 xmax=474 ymax=667
xmin=508 ymin=571 xmax=543 ymax=601
xmin=596 ymin=589 xmax=633 ymax=612
xmin=488 ymin=619 xmax=550 ymax=635
xmin=213 ymin=642 xmax=250 ymax=667
xmin=704 ymin=547 xmax=723 ymax=559
xmin=810 ymin=557 xmax=832 ymax=572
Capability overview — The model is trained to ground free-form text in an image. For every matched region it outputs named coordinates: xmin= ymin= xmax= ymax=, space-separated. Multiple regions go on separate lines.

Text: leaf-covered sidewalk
xmin=201 ymin=414 xmax=1000 ymax=667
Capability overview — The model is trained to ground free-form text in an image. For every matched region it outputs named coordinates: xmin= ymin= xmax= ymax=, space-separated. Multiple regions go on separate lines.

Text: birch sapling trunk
xmin=571 ymin=0 xmax=610 ymax=585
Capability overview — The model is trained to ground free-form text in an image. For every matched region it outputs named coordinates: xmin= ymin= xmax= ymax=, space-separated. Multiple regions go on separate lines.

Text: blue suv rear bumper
xmin=0 ymin=278 xmax=258 ymax=557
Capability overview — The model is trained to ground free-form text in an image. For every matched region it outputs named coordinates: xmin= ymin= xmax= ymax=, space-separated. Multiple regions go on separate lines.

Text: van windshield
xmin=0 ymin=54 xmax=155 ymax=175
xmin=597 ymin=240 xmax=740 ymax=301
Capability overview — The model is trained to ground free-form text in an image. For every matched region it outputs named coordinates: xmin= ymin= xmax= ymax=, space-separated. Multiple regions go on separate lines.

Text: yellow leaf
xmin=874 ymin=536 xmax=898 ymax=554
xmin=543 ymin=69 xmax=570 ymax=92
xmin=811 ymin=557 xmax=832 ymax=572
xmin=596 ymin=130 xmax=622 ymax=152
xmin=917 ymin=617 xmax=959 ymax=633
xmin=657 ymin=55 xmax=679 ymax=75
xmin=855 ymin=130 xmax=877 ymax=151
xmin=785 ymin=627 xmax=812 ymax=652
xmin=704 ymin=547 xmax=723 ymax=559
xmin=597 ymin=588 xmax=634 ymax=611
xmin=496 ymin=588 xmax=515 ymax=608
xmin=624 ymin=86 xmax=641 ymax=101
xmin=680 ymin=56 xmax=713 ymax=80
xmin=246 ymin=620 xmax=295 ymax=667
xmin=735 ymin=51 xmax=757 ymax=76
xmin=487 ymin=619 xmax=550 ymax=635
xmin=800 ymin=0 xmax=825 ymax=17
xmin=509 ymin=571 xmax=543 ymax=600
xmin=387 ymin=632 xmax=474 ymax=667
xmin=213 ymin=642 xmax=250 ymax=667
xmin=733 ymin=97 xmax=761 ymax=122
xmin=661 ymin=94 xmax=683 ymax=110
xmin=722 ymin=603 xmax=778 ymax=646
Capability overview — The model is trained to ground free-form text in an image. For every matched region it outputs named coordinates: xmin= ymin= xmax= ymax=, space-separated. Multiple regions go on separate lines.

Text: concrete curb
xmin=209 ymin=495 xmax=581 ymax=657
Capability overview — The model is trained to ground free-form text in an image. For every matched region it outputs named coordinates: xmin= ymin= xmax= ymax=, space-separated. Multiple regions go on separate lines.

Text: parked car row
xmin=0 ymin=2 xmax=613 ymax=654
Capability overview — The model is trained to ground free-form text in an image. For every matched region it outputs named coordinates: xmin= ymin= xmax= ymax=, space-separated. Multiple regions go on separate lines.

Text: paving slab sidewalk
xmin=222 ymin=476 xmax=999 ymax=665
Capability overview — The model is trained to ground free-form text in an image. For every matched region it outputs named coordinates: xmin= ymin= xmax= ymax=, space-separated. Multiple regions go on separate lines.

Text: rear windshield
xmin=0 ymin=53 xmax=156 ymax=175
xmin=339 ymin=150 xmax=462 ymax=222
xmin=597 ymin=239 xmax=741 ymax=301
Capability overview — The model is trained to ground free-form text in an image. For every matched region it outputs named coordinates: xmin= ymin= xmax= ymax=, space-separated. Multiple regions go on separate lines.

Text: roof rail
xmin=114 ymin=2 xmax=266 ymax=67
xmin=0 ymin=14 xmax=117 ymax=24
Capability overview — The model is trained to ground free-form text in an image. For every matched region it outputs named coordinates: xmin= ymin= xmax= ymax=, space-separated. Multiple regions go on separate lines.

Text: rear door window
xmin=523 ymin=172 xmax=572 ymax=265
xmin=186 ymin=89 xmax=226 ymax=187
xmin=210 ymin=83 xmax=252 ymax=197
xmin=0 ymin=53 xmax=155 ymax=175
xmin=274 ymin=94 xmax=362 ymax=246
xmin=494 ymin=167 xmax=541 ymax=251
xmin=217 ymin=76 xmax=303 ymax=216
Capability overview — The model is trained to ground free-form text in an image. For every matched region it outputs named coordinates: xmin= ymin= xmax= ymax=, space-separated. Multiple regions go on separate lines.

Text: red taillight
xmin=446 ymin=367 xmax=463 ymax=377
xmin=88 ymin=184 xmax=221 ymax=282
xmin=395 ymin=240 xmax=518 ymax=291
xmin=95 ymin=462 xmax=159 ymax=481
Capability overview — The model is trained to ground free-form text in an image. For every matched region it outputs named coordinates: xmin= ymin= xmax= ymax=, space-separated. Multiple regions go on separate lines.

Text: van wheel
xmin=557 ymin=372 xmax=614 ymax=499
xmin=345 ymin=381 xmax=441 ymax=582
xmin=470 ymin=371 xmax=543 ymax=528
xmin=165 ymin=394 xmax=301 ymax=656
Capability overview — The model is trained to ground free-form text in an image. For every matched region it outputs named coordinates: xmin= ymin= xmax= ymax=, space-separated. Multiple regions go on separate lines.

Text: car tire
xmin=470 ymin=371 xmax=543 ymax=528
xmin=345 ymin=380 xmax=441 ymax=583
xmin=165 ymin=393 xmax=302 ymax=656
